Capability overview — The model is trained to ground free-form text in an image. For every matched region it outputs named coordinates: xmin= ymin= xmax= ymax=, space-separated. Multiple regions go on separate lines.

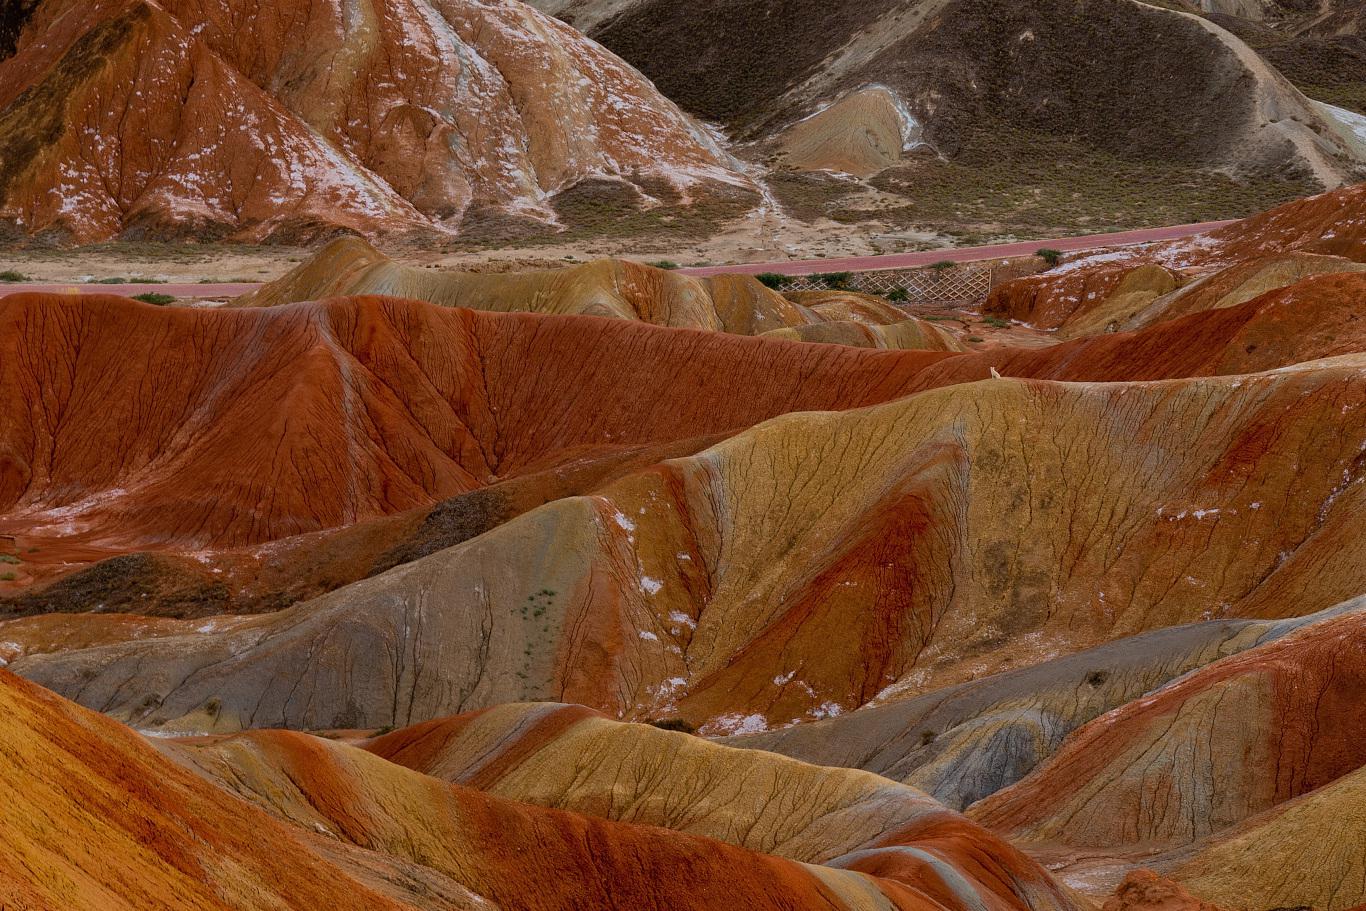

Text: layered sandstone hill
xmin=727 ymin=602 xmax=1359 ymax=810
xmin=232 ymin=236 xmax=957 ymax=344
xmin=533 ymin=0 xmax=1364 ymax=187
xmin=936 ymin=604 xmax=1366 ymax=909
xmin=167 ymin=708 xmax=1081 ymax=910
xmin=2 ymin=180 xmax=1364 ymax=911
xmin=367 ymin=702 xmax=1028 ymax=871
xmin=970 ymin=607 xmax=1366 ymax=854
xmin=1163 ymin=765 xmax=1366 ymax=911
xmin=12 ymin=352 xmax=1366 ymax=735
xmin=0 ymin=292 xmax=952 ymax=560
xmin=761 ymin=318 xmax=962 ymax=351
xmin=1 ymin=667 xmax=1084 ymax=910
xmin=988 ymin=181 xmax=1366 ymax=333
xmin=7 ymin=273 xmax=1363 ymax=620
xmin=0 ymin=0 xmax=747 ymax=243
xmin=1 ymin=292 xmax=988 ymax=619
xmin=366 ymin=697 xmax=1366 ymax=911
xmin=732 ymin=592 xmax=1366 ymax=909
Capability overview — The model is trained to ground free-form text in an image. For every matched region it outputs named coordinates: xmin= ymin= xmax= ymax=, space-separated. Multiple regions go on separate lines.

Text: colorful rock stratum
xmin=3 ymin=0 xmax=1366 ymax=897
xmin=0 ymin=0 xmax=748 ymax=242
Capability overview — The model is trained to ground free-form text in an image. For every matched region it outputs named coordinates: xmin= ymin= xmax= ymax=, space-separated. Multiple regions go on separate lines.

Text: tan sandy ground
xmin=0 ymin=204 xmax=1018 ymax=285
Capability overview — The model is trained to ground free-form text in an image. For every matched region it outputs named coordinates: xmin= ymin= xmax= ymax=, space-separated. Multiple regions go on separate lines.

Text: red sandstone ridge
xmin=0 ymin=0 xmax=748 ymax=243
xmin=0 ymin=667 xmax=1085 ymax=910
xmin=969 ymin=609 xmax=1366 ymax=853
xmin=15 ymin=355 xmax=1366 ymax=736
xmin=9 ymin=278 xmax=1366 ymax=614
xmin=0 ymin=292 xmax=951 ymax=589
xmin=986 ymin=182 xmax=1366 ymax=334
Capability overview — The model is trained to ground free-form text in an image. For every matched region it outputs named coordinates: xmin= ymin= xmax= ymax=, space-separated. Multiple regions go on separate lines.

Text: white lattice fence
xmin=781 ymin=265 xmax=993 ymax=306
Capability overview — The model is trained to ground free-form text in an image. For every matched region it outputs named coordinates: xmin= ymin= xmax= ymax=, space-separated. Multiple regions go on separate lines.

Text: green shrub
xmin=648 ymin=718 xmax=698 ymax=735
xmin=755 ymin=272 xmax=789 ymax=289
xmin=984 ymin=315 xmax=1010 ymax=329
xmin=95 ymin=277 xmax=128 ymax=284
xmin=0 ymin=573 xmax=15 ymax=582
xmin=812 ymin=271 xmax=853 ymax=290
xmin=885 ymin=288 xmax=909 ymax=302
xmin=928 ymin=260 xmax=957 ymax=271
xmin=1036 ymin=248 xmax=1063 ymax=267
xmin=0 ymin=555 xmax=19 ymax=564
xmin=648 ymin=260 xmax=680 ymax=270
xmin=967 ymin=335 xmax=985 ymax=343
xmin=0 ymin=270 xmax=27 ymax=282
xmin=133 ymin=292 xmax=175 ymax=306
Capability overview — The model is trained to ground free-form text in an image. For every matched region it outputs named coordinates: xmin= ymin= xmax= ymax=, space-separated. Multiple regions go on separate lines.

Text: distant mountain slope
xmin=1181 ymin=0 xmax=1366 ymax=122
xmin=0 ymin=0 xmax=749 ymax=243
xmin=543 ymin=0 xmax=1360 ymax=175
xmin=534 ymin=0 xmax=1364 ymax=233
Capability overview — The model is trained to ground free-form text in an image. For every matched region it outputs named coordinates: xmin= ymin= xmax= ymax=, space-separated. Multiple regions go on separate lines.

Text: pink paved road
xmin=0 ymin=282 xmax=257 ymax=299
xmin=0 ymin=220 xmax=1236 ymax=298
xmin=679 ymin=220 xmax=1237 ymax=277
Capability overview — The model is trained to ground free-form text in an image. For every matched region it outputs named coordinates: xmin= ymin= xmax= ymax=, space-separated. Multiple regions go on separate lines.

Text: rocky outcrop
xmin=1102 ymin=871 xmax=1229 ymax=911
xmin=0 ymin=0 xmax=747 ymax=242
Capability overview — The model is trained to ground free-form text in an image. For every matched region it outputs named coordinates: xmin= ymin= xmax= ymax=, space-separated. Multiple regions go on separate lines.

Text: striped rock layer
xmin=12 ymin=350 xmax=1366 ymax=736
xmin=0 ymin=0 xmax=744 ymax=242
xmin=0 ymin=666 xmax=1081 ymax=910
